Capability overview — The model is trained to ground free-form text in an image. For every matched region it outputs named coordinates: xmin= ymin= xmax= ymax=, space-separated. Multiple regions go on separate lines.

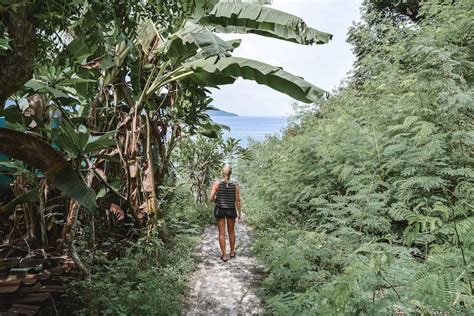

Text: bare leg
xmin=217 ymin=218 xmax=227 ymax=260
xmin=227 ymin=217 xmax=236 ymax=256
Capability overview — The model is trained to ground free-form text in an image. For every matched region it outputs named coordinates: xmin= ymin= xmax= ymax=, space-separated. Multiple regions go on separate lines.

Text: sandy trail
xmin=182 ymin=222 xmax=264 ymax=315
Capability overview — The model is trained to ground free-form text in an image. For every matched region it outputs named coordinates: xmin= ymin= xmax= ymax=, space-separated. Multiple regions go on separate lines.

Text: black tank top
xmin=216 ymin=180 xmax=237 ymax=209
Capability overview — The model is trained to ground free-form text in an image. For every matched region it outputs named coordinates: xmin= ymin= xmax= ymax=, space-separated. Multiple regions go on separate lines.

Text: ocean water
xmin=210 ymin=116 xmax=288 ymax=147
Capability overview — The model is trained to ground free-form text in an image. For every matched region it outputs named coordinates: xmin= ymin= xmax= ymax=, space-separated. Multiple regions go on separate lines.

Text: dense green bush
xmin=238 ymin=1 xmax=473 ymax=314
xmin=66 ymin=188 xmax=214 ymax=315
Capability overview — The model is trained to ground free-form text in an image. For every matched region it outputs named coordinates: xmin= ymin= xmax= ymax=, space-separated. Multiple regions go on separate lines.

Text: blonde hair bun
xmin=222 ymin=164 xmax=232 ymax=181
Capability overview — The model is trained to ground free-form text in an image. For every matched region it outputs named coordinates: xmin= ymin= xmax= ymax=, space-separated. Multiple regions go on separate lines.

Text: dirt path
xmin=182 ymin=222 xmax=264 ymax=315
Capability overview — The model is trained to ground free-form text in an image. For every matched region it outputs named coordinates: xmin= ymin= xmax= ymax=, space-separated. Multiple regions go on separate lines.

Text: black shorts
xmin=214 ymin=206 xmax=237 ymax=219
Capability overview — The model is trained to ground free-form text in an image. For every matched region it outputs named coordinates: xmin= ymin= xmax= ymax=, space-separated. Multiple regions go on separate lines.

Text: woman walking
xmin=209 ymin=164 xmax=242 ymax=262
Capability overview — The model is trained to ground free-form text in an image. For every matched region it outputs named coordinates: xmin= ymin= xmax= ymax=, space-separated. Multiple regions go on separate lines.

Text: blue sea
xmin=210 ymin=116 xmax=288 ymax=147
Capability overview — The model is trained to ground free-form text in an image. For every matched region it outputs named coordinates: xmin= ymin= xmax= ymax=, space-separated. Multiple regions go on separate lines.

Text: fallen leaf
xmin=109 ymin=203 xmax=125 ymax=221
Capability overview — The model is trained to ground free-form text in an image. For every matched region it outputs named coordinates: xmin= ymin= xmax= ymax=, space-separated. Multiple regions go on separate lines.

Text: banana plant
xmin=141 ymin=0 xmax=332 ymax=102
xmin=90 ymin=0 xmax=332 ymax=110
xmin=61 ymin=0 xmax=332 ymax=220
xmin=0 ymin=127 xmax=97 ymax=212
xmin=0 ymin=0 xmax=332 ymax=230
xmin=200 ymin=2 xmax=332 ymax=45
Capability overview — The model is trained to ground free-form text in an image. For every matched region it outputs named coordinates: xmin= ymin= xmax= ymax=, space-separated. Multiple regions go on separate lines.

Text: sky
xmin=210 ymin=0 xmax=362 ymax=117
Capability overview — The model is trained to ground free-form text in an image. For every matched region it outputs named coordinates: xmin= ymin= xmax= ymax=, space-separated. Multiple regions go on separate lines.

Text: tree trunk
xmin=0 ymin=8 xmax=36 ymax=107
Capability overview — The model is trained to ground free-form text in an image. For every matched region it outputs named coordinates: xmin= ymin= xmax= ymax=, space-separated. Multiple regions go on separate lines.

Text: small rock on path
xmin=182 ymin=222 xmax=264 ymax=315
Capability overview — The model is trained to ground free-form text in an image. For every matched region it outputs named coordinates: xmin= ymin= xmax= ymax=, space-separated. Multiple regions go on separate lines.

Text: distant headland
xmin=207 ymin=109 xmax=239 ymax=117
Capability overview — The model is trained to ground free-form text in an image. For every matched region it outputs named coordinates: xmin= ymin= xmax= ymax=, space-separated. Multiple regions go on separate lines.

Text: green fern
xmin=236 ymin=0 xmax=474 ymax=314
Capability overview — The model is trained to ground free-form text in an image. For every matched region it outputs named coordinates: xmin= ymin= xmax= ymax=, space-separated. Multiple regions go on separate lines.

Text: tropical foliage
xmin=66 ymin=191 xmax=214 ymax=314
xmin=0 ymin=0 xmax=331 ymax=313
xmin=238 ymin=1 xmax=473 ymax=314
xmin=175 ymin=133 xmax=249 ymax=202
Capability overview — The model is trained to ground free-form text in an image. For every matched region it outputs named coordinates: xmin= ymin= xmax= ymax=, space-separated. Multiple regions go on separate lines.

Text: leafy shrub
xmin=238 ymin=1 xmax=473 ymax=314
xmin=66 ymin=189 xmax=213 ymax=315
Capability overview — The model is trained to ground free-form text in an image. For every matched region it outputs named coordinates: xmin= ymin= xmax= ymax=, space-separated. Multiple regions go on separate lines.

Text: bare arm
xmin=235 ymin=184 xmax=242 ymax=218
xmin=209 ymin=180 xmax=219 ymax=202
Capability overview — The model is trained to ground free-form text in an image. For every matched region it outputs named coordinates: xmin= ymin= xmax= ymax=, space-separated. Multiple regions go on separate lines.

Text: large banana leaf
xmin=0 ymin=188 xmax=39 ymax=215
xmin=201 ymin=2 xmax=332 ymax=45
xmin=0 ymin=128 xmax=97 ymax=212
xmin=161 ymin=22 xmax=238 ymax=60
xmin=183 ymin=56 xmax=326 ymax=103
xmin=187 ymin=0 xmax=273 ymax=21
xmin=187 ymin=71 xmax=236 ymax=87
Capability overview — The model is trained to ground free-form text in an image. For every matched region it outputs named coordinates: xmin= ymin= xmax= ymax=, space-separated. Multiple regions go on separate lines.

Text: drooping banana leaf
xmin=201 ymin=2 xmax=332 ymax=45
xmin=0 ymin=188 xmax=39 ymax=215
xmin=0 ymin=128 xmax=97 ymax=212
xmin=161 ymin=21 xmax=238 ymax=60
xmin=183 ymin=56 xmax=326 ymax=103
xmin=185 ymin=71 xmax=236 ymax=87
xmin=187 ymin=0 xmax=273 ymax=21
